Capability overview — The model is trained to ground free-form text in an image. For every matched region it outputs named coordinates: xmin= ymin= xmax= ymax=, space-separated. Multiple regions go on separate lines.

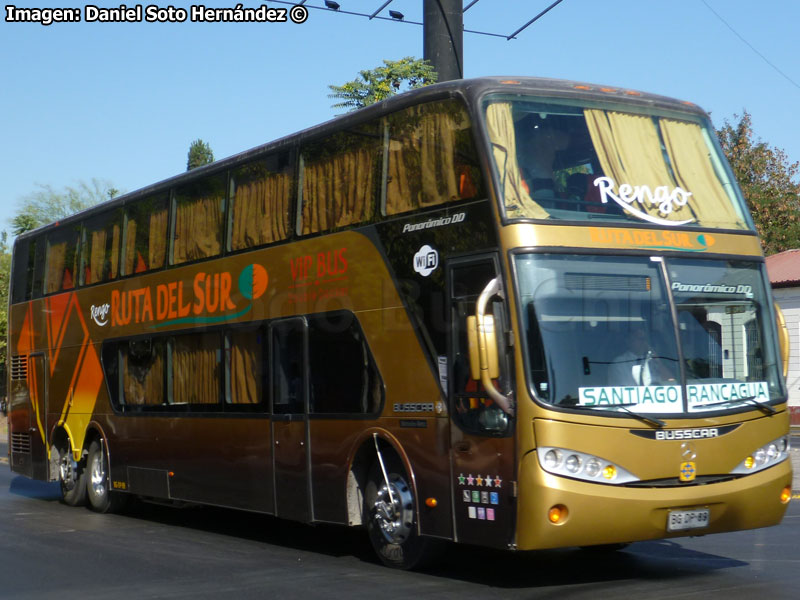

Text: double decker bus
xmin=6 ymin=77 xmax=792 ymax=569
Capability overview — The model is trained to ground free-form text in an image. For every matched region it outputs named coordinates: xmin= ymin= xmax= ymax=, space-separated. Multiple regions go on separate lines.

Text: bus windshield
xmin=516 ymin=254 xmax=784 ymax=415
xmin=483 ymin=95 xmax=752 ymax=230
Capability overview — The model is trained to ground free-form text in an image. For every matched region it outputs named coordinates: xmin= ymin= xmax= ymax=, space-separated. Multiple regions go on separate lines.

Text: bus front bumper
xmin=515 ymin=451 xmax=792 ymax=550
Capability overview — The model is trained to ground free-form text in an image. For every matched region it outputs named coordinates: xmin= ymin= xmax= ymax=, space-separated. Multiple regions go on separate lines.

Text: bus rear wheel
xmin=86 ymin=440 xmax=126 ymax=513
xmin=58 ymin=446 xmax=87 ymax=507
xmin=364 ymin=457 xmax=442 ymax=569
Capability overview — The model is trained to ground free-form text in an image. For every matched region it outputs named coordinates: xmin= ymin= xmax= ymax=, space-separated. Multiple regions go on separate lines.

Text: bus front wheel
xmin=364 ymin=456 xmax=442 ymax=569
xmin=86 ymin=440 xmax=126 ymax=513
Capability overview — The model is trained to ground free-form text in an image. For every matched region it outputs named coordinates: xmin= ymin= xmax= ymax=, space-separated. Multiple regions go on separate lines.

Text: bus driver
xmin=609 ymin=323 xmax=678 ymax=386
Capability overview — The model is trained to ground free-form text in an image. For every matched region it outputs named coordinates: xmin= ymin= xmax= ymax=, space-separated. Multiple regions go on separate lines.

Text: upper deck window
xmin=81 ymin=209 xmax=122 ymax=285
xmin=45 ymin=224 xmax=81 ymax=294
xmin=483 ymin=96 xmax=751 ymax=230
xmin=172 ymin=174 xmax=226 ymax=265
xmin=300 ymin=123 xmax=381 ymax=235
xmin=229 ymin=153 xmax=293 ymax=250
xmin=385 ymin=99 xmax=483 ymax=215
xmin=122 ymin=194 xmax=169 ymax=275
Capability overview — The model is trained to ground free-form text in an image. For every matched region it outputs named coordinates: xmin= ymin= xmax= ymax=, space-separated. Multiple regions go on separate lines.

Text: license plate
xmin=666 ymin=508 xmax=710 ymax=532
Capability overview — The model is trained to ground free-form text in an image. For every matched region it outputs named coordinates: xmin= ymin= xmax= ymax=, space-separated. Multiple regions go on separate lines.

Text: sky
xmin=2 ymin=0 xmax=799 ymax=237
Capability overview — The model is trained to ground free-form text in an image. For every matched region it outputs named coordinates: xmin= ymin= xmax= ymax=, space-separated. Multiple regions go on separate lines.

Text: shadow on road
xmin=5 ymin=476 xmax=748 ymax=589
xmin=8 ymin=475 xmax=61 ymax=501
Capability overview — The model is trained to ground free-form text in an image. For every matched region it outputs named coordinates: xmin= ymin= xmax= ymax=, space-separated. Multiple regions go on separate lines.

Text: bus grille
xmin=625 ymin=474 xmax=738 ymax=488
xmin=11 ymin=433 xmax=31 ymax=454
xmin=10 ymin=355 xmax=28 ymax=381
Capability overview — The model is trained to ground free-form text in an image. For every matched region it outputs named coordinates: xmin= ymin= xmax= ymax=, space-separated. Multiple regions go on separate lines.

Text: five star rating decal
xmin=457 ymin=473 xmax=502 ymax=488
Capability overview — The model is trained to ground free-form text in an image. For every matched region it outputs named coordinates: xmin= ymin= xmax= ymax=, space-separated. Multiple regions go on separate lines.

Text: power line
xmin=701 ymin=0 xmax=800 ymax=91
xmin=268 ymin=1 xmax=563 ymax=40
xmin=506 ymin=0 xmax=565 ymax=40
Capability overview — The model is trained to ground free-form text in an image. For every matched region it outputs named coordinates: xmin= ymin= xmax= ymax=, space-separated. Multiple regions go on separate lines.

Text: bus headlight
xmin=731 ymin=435 xmax=790 ymax=475
xmin=537 ymin=447 xmax=639 ymax=484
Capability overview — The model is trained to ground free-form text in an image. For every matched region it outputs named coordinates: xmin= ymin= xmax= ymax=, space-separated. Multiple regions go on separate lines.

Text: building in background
xmin=766 ymin=249 xmax=800 ymax=424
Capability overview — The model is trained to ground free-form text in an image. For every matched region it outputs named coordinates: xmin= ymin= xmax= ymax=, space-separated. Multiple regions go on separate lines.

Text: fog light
xmin=548 ymin=504 xmax=568 ymax=524
xmin=780 ymin=486 xmax=792 ymax=504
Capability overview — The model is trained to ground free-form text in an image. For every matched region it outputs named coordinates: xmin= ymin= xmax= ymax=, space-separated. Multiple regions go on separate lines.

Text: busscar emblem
xmin=679 ymin=461 xmax=697 ymax=482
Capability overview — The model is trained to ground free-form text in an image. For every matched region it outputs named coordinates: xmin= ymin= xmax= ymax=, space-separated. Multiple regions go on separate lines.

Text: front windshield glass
xmin=516 ymin=254 xmax=784 ymax=415
xmin=484 ymin=95 xmax=752 ymax=230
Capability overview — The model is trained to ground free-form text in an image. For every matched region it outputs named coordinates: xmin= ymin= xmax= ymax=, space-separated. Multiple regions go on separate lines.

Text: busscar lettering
xmin=655 ymin=429 xmax=719 ymax=440
xmin=393 ymin=403 xmax=435 ymax=413
xmin=5 ymin=5 xmax=81 ymax=25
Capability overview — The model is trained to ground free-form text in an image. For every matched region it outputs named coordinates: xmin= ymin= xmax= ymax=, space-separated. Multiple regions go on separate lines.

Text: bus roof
xmin=14 ymin=76 xmax=708 ymax=244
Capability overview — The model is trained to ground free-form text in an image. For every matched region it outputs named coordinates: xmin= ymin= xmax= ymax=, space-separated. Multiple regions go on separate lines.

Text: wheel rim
xmin=90 ymin=451 xmax=107 ymax=499
xmin=59 ymin=454 xmax=78 ymax=491
xmin=372 ymin=475 xmax=414 ymax=544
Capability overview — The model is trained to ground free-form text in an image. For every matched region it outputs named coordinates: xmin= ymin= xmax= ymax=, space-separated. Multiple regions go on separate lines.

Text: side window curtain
xmin=227 ymin=328 xmax=266 ymax=408
xmin=81 ymin=209 xmax=122 ymax=285
xmin=102 ymin=338 xmax=166 ymax=410
xmin=122 ymin=338 xmax=166 ymax=407
xmin=170 ymin=332 xmax=223 ymax=407
xmin=122 ymin=194 xmax=169 ymax=275
xmin=300 ymin=123 xmax=382 ymax=235
xmin=385 ymin=99 xmax=484 ymax=216
xmin=229 ymin=153 xmax=293 ymax=251
xmin=45 ymin=224 xmax=81 ymax=294
xmin=172 ymin=174 xmax=227 ymax=265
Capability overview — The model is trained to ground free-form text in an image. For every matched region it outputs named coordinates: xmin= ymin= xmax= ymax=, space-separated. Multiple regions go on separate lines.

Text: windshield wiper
xmin=696 ymin=395 xmax=776 ymax=416
xmin=571 ymin=403 xmax=666 ymax=428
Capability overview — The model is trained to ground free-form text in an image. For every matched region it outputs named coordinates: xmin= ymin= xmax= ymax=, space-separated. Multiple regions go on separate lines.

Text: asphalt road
xmin=1 ymin=440 xmax=799 ymax=600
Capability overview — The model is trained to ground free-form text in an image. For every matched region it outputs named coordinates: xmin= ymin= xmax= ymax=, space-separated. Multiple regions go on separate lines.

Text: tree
xmin=0 ymin=232 xmax=11 ymax=398
xmin=328 ymin=57 xmax=437 ymax=112
xmin=717 ymin=112 xmax=800 ymax=255
xmin=11 ymin=178 xmax=120 ymax=235
xmin=187 ymin=139 xmax=214 ymax=171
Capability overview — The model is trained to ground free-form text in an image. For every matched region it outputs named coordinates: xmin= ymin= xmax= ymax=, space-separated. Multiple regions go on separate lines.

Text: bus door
xmin=9 ymin=352 xmax=48 ymax=480
xmin=270 ymin=318 xmax=312 ymax=522
xmin=447 ymin=256 xmax=516 ymax=548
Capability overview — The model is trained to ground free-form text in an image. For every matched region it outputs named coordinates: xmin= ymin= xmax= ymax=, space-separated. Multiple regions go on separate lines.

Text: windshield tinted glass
xmin=484 ymin=95 xmax=751 ymax=230
xmin=516 ymin=254 xmax=783 ymax=415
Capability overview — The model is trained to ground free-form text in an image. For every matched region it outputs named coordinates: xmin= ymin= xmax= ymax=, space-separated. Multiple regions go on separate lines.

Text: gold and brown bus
xmin=6 ymin=77 xmax=792 ymax=568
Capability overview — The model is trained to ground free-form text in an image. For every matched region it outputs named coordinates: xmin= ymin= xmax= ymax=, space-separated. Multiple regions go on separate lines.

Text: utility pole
xmin=423 ymin=0 xmax=463 ymax=82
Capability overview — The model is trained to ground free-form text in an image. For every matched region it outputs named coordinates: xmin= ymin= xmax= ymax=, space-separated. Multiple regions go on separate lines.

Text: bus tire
xmin=86 ymin=440 xmax=126 ymax=513
xmin=364 ymin=456 xmax=442 ymax=570
xmin=58 ymin=445 xmax=87 ymax=507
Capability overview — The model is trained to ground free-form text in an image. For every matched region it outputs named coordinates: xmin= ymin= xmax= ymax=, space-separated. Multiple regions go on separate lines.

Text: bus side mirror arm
xmin=774 ymin=302 xmax=790 ymax=378
xmin=470 ymin=277 xmax=515 ymax=416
